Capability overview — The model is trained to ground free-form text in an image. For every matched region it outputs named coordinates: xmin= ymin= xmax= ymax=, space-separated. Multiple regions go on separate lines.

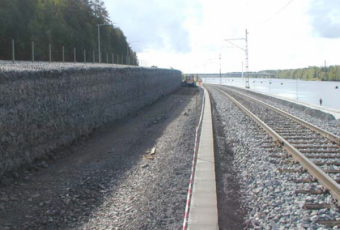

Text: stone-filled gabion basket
xmin=0 ymin=63 xmax=182 ymax=176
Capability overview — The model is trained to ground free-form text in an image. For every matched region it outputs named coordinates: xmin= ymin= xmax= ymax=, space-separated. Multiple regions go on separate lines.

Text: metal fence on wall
xmin=1 ymin=39 xmax=141 ymax=66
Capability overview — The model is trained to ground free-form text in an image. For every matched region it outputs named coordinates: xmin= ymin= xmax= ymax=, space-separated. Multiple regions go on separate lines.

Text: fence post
xmin=62 ymin=46 xmax=65 ymax=63
xmin=117 ymin=54 xmax=119 ymax=64
xmin=74 ymin=48 xmax=76 ymax=63
xmin=106 ymin=53 xmax=108 ymax=64
xmin=32 ymin=42 xmax=35 ymax=63
xmin=93 ymin=50 xmax=95 ymax=64
xmin=84 ymin=49 xmax=86 ymax=63
xmin=49 ymin=44 xmax=52 ymax=63
xmin=112 ymin=53 xmax=114 ymax=64
xmin=12 ymin=39 xmax=15 ymax=63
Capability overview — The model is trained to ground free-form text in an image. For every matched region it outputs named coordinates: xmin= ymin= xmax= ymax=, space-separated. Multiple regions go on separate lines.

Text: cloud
xmin=309 ymin=0 xmax=340 ymax=38
xmin=104 ymin=0 xmax=203 ymax=53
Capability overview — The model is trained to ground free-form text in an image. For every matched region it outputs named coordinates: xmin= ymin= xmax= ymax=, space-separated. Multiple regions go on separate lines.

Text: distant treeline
xmin=0 ymin=0 xmax=137 ymax=63
xmin=260 ymin=66 xmax=340 ymax=81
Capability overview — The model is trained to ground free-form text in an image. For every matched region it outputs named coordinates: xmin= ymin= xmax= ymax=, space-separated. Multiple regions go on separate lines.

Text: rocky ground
xmin=206 ymin=84 xmax=340 ymax=230
xmin=0 ymin=86 xmax=202 ymax=230
xmin=220 ymin=85 xmax=340 ymax=136
xmin=211 ymin=97 xmax=247 ymax=230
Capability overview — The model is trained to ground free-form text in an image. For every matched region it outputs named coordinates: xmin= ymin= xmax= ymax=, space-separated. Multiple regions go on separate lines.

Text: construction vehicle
xmin=182 ymin=74 xmax=196 ymax=87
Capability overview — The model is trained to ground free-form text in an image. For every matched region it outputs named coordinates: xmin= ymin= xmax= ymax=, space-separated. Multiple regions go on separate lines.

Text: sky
xmin=103 ymin=0 xmax=340 ymax=73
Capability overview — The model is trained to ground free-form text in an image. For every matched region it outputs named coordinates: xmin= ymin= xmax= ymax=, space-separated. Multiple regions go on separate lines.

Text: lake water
xmin=202 ymin=77 xmax=340 ymax=110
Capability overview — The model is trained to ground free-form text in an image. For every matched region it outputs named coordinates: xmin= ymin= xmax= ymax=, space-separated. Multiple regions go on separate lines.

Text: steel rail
xmin=215 ymin=87 xmax=340 ymax=203
xmin=218 ymin=86 xmax=340 ymax=145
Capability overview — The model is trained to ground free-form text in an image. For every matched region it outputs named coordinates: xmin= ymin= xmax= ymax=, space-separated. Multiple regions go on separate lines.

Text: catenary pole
xmin=245 ymin=29 xmax=249 ymax=88
xmin=224 ymin=29 xmax=250 ymax=88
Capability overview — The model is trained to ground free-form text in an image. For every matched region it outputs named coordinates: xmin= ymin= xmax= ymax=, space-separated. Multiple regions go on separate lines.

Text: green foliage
xmin=0 ymin=0 xmax=138 ymax=64
xmin=260 ymin=66 xmax=340 ymax=82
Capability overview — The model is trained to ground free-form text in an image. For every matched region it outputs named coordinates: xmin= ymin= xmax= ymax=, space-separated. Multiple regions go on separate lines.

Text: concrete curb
xmin=188 ymin=86 xmax=219 ymax=230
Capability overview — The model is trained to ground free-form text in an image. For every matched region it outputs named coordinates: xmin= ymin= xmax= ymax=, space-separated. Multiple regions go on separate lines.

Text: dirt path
xmin=0 ymin=87 xmax=202 ymax=230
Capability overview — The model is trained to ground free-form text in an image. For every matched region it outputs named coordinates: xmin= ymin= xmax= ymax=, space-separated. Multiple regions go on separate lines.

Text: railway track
xmin=210 ymin=85 xmax=340 ymax=227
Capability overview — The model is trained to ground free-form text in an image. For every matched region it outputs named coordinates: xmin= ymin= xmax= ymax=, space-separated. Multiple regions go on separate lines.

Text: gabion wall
xmin=0 ymin=66 xmax=181 ymax=176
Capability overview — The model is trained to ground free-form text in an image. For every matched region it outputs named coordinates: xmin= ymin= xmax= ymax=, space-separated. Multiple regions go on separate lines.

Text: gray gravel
xmin=219 ymin=85 xmax=340 ymax=136
xmin=0 ymin=87 xmax=203 ymax=230
xmin=206 ymin=85 xmax=340 ymax=230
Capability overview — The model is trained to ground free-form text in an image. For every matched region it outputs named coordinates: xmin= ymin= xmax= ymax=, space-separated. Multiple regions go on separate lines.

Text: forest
xmin=0 ymin=0 xmax=137 ymax=64
xmin=260 ymin=66 xmax=340 ymax=81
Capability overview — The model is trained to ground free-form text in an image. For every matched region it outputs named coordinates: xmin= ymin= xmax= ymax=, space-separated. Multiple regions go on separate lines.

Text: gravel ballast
xmin=0 ymin=86 xmax=202 ymax=230
xmin=206 ymin=84 xmax=340 ymax=230
xmin=219 ymin=85 xmax=340 ymax=136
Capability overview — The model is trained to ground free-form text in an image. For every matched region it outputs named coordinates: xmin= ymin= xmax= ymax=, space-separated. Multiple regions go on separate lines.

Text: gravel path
xmin=0 ymin=87 xmax=203 ymax=230
xmin=206 ymin=84 xmax=340 ymax=230
xmin=218 ymin=85 xmax=340 ymax=136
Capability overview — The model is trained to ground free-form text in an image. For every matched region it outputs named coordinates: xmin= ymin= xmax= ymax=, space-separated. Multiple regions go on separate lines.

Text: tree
xmin=0 ymin=0 xmax=138 ymax=65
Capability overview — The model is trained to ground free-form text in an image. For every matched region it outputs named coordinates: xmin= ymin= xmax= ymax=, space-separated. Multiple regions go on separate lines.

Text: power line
xmin=262 ymin=0 xmax=295 ymax=25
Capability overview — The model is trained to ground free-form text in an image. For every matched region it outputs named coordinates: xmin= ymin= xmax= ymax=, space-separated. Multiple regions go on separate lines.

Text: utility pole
xmin=245 ymin=29 xmax=249 ymax=88
xmin=97 ymin=23 xmax=111 ymax=63
xmin=225 ymin=29 xmax=250 ymax=88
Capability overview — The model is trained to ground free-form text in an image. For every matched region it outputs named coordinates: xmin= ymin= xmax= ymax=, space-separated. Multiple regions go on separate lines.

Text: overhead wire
xmin=261 ymin=0 xmax=295 ymax=25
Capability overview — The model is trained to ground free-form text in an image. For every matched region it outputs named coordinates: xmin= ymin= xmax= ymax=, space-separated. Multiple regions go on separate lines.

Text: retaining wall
xmin=0 ymin=66 xmax=181 ymax=176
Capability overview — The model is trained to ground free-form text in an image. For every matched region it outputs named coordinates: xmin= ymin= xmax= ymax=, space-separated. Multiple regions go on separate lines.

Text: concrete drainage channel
xmin=186 ymin=87 xmax=219 ymax=230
